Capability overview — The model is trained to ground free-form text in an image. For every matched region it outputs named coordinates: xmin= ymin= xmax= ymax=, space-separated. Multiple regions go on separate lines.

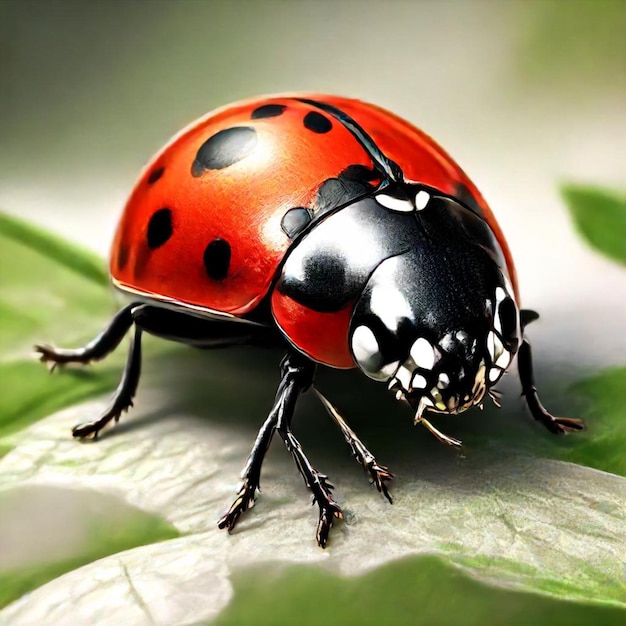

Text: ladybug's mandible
xmin=36 ymin=94 xmax=585 ymax=547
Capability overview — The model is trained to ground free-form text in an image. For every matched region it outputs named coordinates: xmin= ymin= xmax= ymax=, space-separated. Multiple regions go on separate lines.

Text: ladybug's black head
xmin=348 ymin=201 xmax=521 ymax=417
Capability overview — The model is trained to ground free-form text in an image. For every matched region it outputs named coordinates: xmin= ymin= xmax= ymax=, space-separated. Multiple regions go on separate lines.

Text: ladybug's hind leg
xmin=517 ymin=337 xmax=585 ymax=434
xmin=313 ymin=388 xmax=393 ymax=503
xmin=72 ymin=326 xmax=143 ymax=439
xmin=35 ymin=304 xmax=145 ymax=439
xmin=34 ymin=304 xmax=136 ymax=369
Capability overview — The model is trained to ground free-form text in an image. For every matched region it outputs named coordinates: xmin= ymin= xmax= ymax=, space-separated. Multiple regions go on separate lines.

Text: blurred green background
xmin=1 ymin=1 xmax=625 ymax=624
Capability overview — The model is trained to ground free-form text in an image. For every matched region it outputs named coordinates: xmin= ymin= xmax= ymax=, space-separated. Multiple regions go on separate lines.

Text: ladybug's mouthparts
xmin=385 ymin=333 xmax=493 ymax=422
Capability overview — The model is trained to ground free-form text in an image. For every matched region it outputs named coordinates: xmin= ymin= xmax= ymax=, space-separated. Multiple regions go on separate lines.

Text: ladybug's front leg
xmin=35 ymin=304 xmax=144 ymax=439
xmin=217 ymin=411 xmax=277 ymax=533
xmin=219 ymin=353 xmax=343 ymax=548
xmin=313 ymin=388 xmax=394 ymax=503
xmin=274 ymin=354 xmax=343 ymax=548
xmin=517 ymin=337 xmax=585 ymax=434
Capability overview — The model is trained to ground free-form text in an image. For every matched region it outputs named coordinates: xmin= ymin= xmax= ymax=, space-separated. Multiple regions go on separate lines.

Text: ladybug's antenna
xmin=294 ymin=98 xmax=403 ymax=184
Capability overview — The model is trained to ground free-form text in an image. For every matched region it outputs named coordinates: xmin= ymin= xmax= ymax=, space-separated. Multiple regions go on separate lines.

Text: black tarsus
xmin=517 ymin=338 xmax=586 ymax=434
xmin=218 ymin=352 xmax=343 ymax=548
xmin=217 ymin=410 xmax=277 ymax=533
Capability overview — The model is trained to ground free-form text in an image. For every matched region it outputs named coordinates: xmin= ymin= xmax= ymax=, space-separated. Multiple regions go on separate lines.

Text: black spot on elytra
xmin=192 ymin=127 xmax=257 ymax=176
xmin=281 ymin=207 xmax=312 ymax=239
xmin=117 ymin=245 xmax=129 ymax=271
xmin=147 ymin=167 xmax=164 ymax=184
xmin=251 ymin=104 xmax=286 ymax=119
xmin=147 ymin=208 xmax=173 ymax=249
xmin=303 ymin=111 xmax=332 ymax=134
xmin=203 ymin=238 xmax=231 ymax=280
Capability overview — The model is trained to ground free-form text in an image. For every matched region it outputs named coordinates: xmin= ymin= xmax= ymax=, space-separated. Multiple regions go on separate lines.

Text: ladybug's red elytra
xmin=36 ymin=94 xmax=585 ymax=548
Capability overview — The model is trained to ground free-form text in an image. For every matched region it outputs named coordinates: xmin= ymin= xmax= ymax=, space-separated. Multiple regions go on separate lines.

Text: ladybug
xmin=36 ymin=94 xmax=585 ymax=547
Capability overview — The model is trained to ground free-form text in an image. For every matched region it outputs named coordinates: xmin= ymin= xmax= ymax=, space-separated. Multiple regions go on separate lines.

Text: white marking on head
xmin=376 ymin=194 xmax=414 ymax=213
xmin=410 ymin=337 xmax=436 ymax=370
xmin=396 ymin=365 xmax=413 ymax=390
xmin=493 ymin=334 xmax=504 ymax=359
xmin=380 ymin=360 xmax=400 ymax=379
xmin=493 ymin=309 xmax=502 ymax=335
xmin=456 ymin=330 xmax=468 ymax=341
xmin=486 ymin=331 xmax=505 ymax=364
xmin=351 ymin=325 xmax=379 ymax=364
xmin=487 ymin=331 xmax=496 ymax=362
xmin=415 ymin=190 xmax=430 ymax=211
xmin=369 ymin=283 xmax=411 ymax=332
xmin=437 ymin=372 xmax=450 ymax=389
xmin=412 ymin=373 xmax=427 ymax=389
xmin=495 ymin=350 xmax=511 ymax=370
xmin=488 ymin=367 xmax=502 ymax=383
xmin=495 ymin=287 xmax=507 ymax=304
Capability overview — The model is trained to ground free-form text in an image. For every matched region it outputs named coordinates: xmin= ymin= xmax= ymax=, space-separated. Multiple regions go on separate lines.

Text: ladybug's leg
xmin=34 ymin=304 xmax=137 ymax=369
xmin=217 ymin=411 xmax=277 ymax=533
xmin=217 ymin=353 xmax=314 ymax=536
xmin=219 ymin=353 xmax=342 ymax=547
xmin=517 ymin=338 xmax=585 ymax=434
xmin=71 ymin=325 xmax=143 ymax=439
xmin=273 ymin=354 xmax=343 ymax=548
xmin=313 ymin=388 xmax=393 ymax=503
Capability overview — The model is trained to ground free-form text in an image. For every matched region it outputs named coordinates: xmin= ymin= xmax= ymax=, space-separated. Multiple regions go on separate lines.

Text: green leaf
xmin=214 ymin=556 xmax=626 ymax=626
xmin=517 ymin=2 xmax=626 ymax=92
xmin=0 ymin=210 xmax=118 ymax=440
xmin=0 ymin=485 xmax=180 ymax=609
xmin=0 ymin=361 xmax=119 ymax=440
xmin=559 ymin=367 xmax=626 ymax=476
xmin=0 ymin=212 xmax=108 ymax=288
xmin=561 ymin=185 xmax=626 ymax=264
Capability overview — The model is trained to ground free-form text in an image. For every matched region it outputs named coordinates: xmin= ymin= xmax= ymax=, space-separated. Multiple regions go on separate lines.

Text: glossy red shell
xmin=110 ymin=94 xmax=517 ymax=368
